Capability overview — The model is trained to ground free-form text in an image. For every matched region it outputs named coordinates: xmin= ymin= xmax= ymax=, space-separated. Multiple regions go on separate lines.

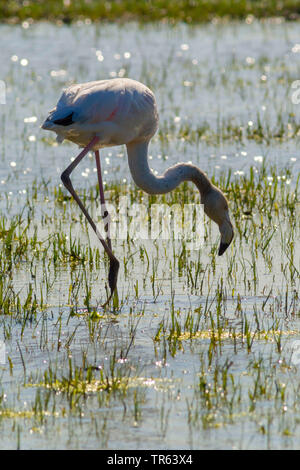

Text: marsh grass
xmin=0 ymin=162 xmax=299 ymax=448
xmin=1 ymin=0 xmax=300 ymax=23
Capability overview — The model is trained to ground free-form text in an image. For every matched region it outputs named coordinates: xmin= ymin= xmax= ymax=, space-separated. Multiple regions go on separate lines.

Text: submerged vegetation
xmin=0 ymin=164 xmax=299 ymax=448
xmin=1 ymin=0 xmax=300 ymax=24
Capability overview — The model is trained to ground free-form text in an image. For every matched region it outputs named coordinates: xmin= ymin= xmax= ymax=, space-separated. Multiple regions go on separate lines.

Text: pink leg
xmin=95 ymin=150 xmax=112 ymax=251
xmin=61 ymin=137 xmax=119 ymax=307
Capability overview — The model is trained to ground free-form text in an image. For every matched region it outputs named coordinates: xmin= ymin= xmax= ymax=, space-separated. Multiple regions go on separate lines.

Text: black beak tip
xmin=218 ymin=242 xmax=230 ymax=256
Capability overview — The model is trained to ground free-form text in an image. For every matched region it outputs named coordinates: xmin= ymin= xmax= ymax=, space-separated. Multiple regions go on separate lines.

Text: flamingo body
xmin=42 ymin=78 xmax=234 ymax=304
xmin=42 ymin=78 xmax=158 ymax=149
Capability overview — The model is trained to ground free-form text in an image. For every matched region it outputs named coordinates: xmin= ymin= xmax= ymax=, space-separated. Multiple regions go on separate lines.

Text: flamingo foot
xmin=101 ymin=258 xmax=120 ymax=308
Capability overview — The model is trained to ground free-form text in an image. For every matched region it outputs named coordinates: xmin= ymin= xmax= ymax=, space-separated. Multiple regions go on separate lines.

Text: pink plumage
xmin=42 ymin=78 xmax=158 ymax=148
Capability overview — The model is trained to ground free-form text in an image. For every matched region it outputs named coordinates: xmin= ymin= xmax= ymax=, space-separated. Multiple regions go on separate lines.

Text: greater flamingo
xmin=42 ymin=78 xmax=234 ymax=305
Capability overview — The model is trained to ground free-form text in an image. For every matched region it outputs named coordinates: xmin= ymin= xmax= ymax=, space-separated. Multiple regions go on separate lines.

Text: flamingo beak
xmin=218 ymin=216 xmax=234 ymax=256
xmin=218 ymin=242 xmax=230 ymax=256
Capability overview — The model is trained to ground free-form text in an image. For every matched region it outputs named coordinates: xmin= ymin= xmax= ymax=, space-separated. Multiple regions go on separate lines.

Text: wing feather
xmin=55 ymin=80 xmax=125 ymax=124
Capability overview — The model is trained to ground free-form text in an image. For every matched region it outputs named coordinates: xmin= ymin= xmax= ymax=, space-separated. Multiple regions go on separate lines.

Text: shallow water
xmin=0 ymin=20 xmax=299 ymax=450
xmin=0 ymin=20 xmax=299 ymax=193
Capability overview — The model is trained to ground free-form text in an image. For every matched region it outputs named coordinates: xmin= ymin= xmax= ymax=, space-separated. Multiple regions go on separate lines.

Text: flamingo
xmin=42 ymin=78 xmax=234 ymax=305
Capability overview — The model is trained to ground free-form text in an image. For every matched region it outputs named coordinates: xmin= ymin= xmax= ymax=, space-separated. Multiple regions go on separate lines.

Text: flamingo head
xmin=202 ymin=186 xmax=234 ymax=256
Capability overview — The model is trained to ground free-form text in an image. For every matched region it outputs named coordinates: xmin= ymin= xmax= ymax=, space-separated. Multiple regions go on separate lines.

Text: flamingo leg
xmin=61 ymin=136 xmax=119 ymax=307
xmin=94 ymin=150 xmax=112 ymax=251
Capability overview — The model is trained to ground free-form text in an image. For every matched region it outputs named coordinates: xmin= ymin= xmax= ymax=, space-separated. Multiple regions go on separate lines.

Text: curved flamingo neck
xmin=126 ymin=141 xmax=212 ymax=198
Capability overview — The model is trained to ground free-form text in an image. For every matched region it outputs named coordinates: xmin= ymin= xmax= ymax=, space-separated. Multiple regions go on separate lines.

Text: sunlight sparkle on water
xmin=97 ymin=52 xmax=104 ymax=62
xmin=50 ymin=70 xmax=67 ymax=77
xmin=292 ymin=44 xmax=300 ymax=53
xmin=24 ymin=116 xmax=37 ymax=123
